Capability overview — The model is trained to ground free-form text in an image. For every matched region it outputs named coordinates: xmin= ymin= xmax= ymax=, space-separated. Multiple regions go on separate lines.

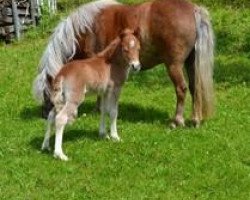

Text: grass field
xmin=0 ymin=1 xmax=250 ymax=199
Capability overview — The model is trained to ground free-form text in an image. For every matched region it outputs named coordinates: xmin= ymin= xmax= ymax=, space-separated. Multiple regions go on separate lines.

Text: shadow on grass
xmin=30 ymin=129 xmax=99 ymax=151
xmin=22 ymin=101 xmax=169 ymax=124
xmin=119 ymin=102 xmax=169 ymax=124
xmin=29 ymin=101 xmax=169 ymax=151
xmin=20 ymin=106 xmax=42 ymax=120
xmin=241 ymin=159 xmax=250 ymax=168
xmin=78 ymin=101 xmax=169 ymax=124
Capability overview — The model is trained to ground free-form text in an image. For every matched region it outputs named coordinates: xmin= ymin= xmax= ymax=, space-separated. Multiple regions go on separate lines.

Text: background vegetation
xmin=0 ymin=0 xmax=249 ymax=199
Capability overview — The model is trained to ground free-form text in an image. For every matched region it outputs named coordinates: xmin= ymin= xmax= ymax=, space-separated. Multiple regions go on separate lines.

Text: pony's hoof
xmin=99 ymin=134 xmax=110 ymax=140
xmin=54 ymin=152 xmax=69 ymax=161
xmin=191 ymin=119 xmax=200 ymax=128
xmin=170 ymin=119 xmax=185 ymax=129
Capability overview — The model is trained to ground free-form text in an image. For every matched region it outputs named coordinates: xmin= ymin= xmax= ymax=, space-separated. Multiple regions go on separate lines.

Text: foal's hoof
xmin=170 ymin=122 xmax=177 ymax=129
xmin=54 ymin=152 xmax=69 ymax=161
xmin=110 ymin=136 xmax=121 ymax=142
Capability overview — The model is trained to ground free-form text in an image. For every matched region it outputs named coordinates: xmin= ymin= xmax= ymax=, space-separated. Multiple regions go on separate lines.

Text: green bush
xmin=56 ymin=0 xmax=250 ymax=8
xmin=212 ymin=8 xmax=250 ymax=55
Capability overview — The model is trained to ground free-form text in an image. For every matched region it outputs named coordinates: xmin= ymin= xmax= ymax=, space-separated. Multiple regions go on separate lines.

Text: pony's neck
xmin=98 ymin=37 xmax=121 ymax=63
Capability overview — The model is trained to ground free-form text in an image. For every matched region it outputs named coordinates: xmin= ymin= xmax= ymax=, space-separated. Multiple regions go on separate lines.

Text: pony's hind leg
xmin=93 ymin=95 xmax=101 ymax=113
xmin=41 ymin=108 xmax=56 ymax=151
xmin=54 ymin=105 xmax=69 ymax=161
xmin=166 ymin=62 xmax=187 ymax=128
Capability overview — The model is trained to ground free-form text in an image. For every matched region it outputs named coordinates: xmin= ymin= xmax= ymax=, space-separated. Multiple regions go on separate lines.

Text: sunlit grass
xmin=0 ymin=1 xmax=250 ymax=199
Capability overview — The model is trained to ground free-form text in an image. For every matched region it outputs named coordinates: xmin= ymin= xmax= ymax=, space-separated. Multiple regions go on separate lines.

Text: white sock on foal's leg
xmin=108 ymin=89 xmax=121 ymax=141
xmin=109 ymin=105 xmax=120 ymax=141
xmin=53 ymin=111 xmax=68 ymax=161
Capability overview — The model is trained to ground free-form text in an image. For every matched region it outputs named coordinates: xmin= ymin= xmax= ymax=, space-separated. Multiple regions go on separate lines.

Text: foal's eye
xmin=123 ymin=48 xmax=129 ymax=52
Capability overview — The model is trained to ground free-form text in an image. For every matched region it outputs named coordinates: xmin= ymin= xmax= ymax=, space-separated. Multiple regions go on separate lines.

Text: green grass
xmin=0 ymin=1 xmax=250 ymax=199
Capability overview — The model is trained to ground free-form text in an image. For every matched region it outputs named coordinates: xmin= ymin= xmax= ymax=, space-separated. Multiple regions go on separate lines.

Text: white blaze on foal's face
xmin=129 ymin=40 xmax=135 ymax=48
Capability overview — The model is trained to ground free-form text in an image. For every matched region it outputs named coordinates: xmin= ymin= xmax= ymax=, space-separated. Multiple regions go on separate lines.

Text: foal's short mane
xmin=97 ymin=29 xmax=137 ymax=62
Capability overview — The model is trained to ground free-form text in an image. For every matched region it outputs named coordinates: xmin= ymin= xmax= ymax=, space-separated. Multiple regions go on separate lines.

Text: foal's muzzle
xmin=130 ymin=61 xmax=141 ymax=72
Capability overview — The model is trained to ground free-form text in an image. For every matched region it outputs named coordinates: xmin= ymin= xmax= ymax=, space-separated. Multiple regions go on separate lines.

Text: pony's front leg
xmin=99 ymin=93 xmax=110 ymax=140
xmin=167 ymin=63 xmax=187 ymax=128
xmin=54 ymin=106 xmax=68 ymax=161
xmin=108 ymin=87 xmax=121 ymax=141
xmin=41 ymin=108 xmax=55 ymax=151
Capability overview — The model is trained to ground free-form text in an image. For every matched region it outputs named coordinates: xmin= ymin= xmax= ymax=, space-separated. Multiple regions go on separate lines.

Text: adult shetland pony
xmin=33 ymin=0 xmax=214 ymax=127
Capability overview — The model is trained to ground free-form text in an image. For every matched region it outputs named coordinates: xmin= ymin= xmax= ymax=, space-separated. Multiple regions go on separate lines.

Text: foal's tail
xmin=51 ymin=77 xmax=65 ymax=112
xmin=194 ymin=7 xmax=215 ymax=119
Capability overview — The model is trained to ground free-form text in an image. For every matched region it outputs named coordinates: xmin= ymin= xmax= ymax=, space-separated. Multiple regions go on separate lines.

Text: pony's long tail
xmin=32 ymin=0 xmax=120 ymax=103
xmin=194 ymin=6 xmax=215 ymax=119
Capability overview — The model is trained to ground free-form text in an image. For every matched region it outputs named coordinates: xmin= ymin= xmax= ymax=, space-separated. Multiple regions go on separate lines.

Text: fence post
xmin=11 ymin=0 xmax=20 ymax=40
xmin=30 ymin=0 xmax=36 ymax=26
xmin=47 ymin=0 xmax=57 ymax=15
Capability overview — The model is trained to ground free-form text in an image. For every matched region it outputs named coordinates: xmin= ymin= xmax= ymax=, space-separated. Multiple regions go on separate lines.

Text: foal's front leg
xmin=99 ymin=93 xmax=110 ymax=140
xmin=108 ymin=87 xmax=121 ymax=141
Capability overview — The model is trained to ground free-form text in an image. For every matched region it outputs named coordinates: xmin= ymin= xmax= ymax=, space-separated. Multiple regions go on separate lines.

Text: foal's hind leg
xmin=41 ymin=108 xmax=55 ymax=151
xmin=42 ymin=91 xmax=54 ymax=119
xmin=99 ymin=93 xmax=110 ymax=140
xmin=54 ymin=105 xmax=69 ymax=161
xmin=166 ymin=62 xmax=187 ymax=128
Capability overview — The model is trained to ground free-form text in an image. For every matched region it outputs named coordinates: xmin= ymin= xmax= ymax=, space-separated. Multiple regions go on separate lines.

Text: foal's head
xmin=120 ymin=29 xmax=141 ymax=72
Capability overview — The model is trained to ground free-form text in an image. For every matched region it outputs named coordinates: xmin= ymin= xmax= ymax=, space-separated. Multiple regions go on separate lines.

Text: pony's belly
xmin=140 ymin=42 xmax=163 ymax=70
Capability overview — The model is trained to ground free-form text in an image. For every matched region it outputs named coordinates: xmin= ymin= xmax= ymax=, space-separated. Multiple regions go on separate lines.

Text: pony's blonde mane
xmin=33 ymin=0 xmax=120 ymax=102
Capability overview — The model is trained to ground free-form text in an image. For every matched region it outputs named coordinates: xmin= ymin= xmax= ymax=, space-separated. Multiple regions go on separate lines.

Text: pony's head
xmin=120 ymin=29 xmax=141 ymax=72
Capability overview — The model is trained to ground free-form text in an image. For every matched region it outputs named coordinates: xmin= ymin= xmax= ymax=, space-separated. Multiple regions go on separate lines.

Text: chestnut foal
xmin=41 ymin=29 xmax=141 ymax=161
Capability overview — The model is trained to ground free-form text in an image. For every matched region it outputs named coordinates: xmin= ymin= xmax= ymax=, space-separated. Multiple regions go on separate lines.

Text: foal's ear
xmin=119 ymin=28 xmax=134 ymax=38
xmin=134 ymin=27 xmax=141 ymax=40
